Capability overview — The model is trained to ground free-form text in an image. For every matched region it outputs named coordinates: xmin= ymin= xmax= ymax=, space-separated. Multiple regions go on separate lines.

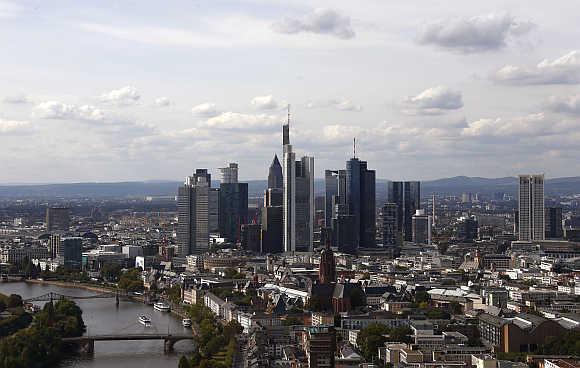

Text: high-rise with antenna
xmin=282 ymin=105 xmax=314 ymax=252
xmin=282 ymin=105 xmax=296 ymax=252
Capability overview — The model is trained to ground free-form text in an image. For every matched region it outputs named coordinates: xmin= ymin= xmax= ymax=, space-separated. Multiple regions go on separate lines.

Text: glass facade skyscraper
xmin=388 ymin=181 xmax=421 ymax=242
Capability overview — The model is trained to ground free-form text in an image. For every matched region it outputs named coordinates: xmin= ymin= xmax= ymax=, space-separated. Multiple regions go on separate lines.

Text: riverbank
xmin=25 ymin=279 xmax=118 ymax=294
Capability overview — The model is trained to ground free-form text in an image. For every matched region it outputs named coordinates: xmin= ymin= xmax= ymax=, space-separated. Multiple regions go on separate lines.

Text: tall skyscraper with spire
xmin=282 ymin=106 xmax=314 ymax=252
xmin=282 ymin=107 xmax=296 ymax=253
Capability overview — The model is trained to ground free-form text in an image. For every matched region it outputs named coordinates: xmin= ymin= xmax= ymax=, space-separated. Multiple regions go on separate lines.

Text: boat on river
xmin=138 ymin=314 xmax=152 ymax=326
xmin=153 ymin=302 xmax=170 ymax=312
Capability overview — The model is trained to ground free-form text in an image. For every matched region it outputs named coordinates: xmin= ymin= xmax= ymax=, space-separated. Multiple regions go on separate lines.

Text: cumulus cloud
xmin=493 ymin=50 xmax=580 ymax=85
xmin=461 ymin=113 xmax=557 ymax=137
xmin=305 ymin=98 xmax=362 ymax=111
xmin=201 ymin=112 xmax=281 ymax=131
xmin=192 ymin=102 xmax=219 ymax=117
xmin=418 ymin=12 xmax=534 ymax=53
xmin=3 ymin=94 xmax=31 ymax=104
xmin=100 ymin=86 xmax=141 ymax=106
xmin=0 ymin=118 xmax=31 ymax=134
xmin=251 ymin=95 xmax=280 ymax=110
xmin=154 ymin=97 xmax=171 ymax=107
xmin=272 ymin=8 xmax=355 ymax=40
xmin=545 ymin=95 xmax=580 ymax=115
xmin=34 ymin=101 xmax=105 ymax=121
xmin=403 ymin=86 xmax=463 ymax=115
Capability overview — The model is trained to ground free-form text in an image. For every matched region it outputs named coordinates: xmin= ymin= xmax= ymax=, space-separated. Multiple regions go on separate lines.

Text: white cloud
xmin=334 ymin=99 xmax=362 ymax=111
xmin=34 ymin=101 xmax=105 ymax=121
xmin=201 ymin=112 xmax=281 ymax=131
xmin=493 ymin=50 xmax=580 ymax=85
xmin=272 ymin=8 xmax=355 ymax=40
xmin=461 ymin=113 xmax=556 ymax=137
xmin=418 ymin=12 xmax=534 ymax=53
xmin=100 ymin=86 xmax=140 ymax=106
xmin=545 ymin=95 xmax=580 ymax=115
xmin=154 ymin=97 xmax=171 ymax=107
xmin=251 ymin=95 xmax=280 ymax=110
xmin=3 ymin=94 xmax=31 ymax=104
xmin=305 ymin=98 xmax=362 ymax=112
xmin=192 ymin=102 xmax=219 ymax=117
xmin=0 ymin=118 xmax=30 ymax=134
xmin=403 ymin=86 xmax=463 ymax=115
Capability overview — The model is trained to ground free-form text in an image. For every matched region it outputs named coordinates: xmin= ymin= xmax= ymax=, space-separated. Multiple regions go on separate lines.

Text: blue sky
xmin=1 ymin=0 xmax=579 ymax=183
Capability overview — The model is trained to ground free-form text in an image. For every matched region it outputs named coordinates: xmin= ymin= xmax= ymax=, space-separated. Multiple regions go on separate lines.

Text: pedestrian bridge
xmin=63 ymin=333 xmax=194 ymax=354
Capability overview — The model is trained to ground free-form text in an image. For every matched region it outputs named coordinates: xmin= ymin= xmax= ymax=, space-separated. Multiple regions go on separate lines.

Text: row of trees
xmin=178 ymin=304 xmax=243 ymax=368
xmin=0 ymin=297 xmax=85 ymax=368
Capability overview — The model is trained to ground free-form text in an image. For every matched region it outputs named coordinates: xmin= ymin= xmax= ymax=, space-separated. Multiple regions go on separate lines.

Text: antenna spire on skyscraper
xmin=353 ymin=137 xmax=357 ymax=159
xmin=283 ymin=104 xmax=290 ymax=145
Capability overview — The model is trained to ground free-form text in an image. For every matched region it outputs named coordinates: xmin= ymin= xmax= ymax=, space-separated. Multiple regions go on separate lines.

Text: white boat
xmin=153 ymin=302 xmax=171 ymax=312
xmin=182 ymin=318 xmax=192 ymax=327
xmin=138 ymin=314 xmax=152 ymax=326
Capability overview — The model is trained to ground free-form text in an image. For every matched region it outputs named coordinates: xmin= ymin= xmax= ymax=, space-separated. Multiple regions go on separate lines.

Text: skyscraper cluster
xmin=177 ymin=107 xmax=437 ymax=257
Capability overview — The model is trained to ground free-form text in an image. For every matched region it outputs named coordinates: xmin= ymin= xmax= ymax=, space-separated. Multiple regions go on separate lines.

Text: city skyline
xmin=1 ymin=1 xmax=580 ymax=183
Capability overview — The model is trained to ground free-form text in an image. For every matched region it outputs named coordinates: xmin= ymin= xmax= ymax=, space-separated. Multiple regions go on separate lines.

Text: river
xmin=0 ymin=282 xmax=195 ymax=368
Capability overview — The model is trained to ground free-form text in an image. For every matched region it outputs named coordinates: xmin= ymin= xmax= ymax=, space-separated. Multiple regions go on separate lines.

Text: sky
xmin=1 ymin=0 xmax=579 ymax=183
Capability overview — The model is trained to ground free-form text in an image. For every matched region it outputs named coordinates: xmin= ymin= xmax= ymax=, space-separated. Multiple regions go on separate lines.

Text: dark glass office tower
xmin=346 ymin=158 xmax=376 ymax=248
xmin=262 ymin=154 xmax=284 ymax=253
xmin=219 ymin=183 xmax=248 ymax=242
xmin=268 ymin=154 xmax=283 ymax=190
xmin=380 ymin=202 xmax=398 ymax=246
xmin=545 ymin=207 xmax=563 ymax=239
xmin=388 ymin=181 xmax=420 ymax=242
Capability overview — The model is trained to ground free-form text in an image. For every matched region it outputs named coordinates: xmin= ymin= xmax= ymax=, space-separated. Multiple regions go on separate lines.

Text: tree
xmin=100 ymin=263 xmax=122 ymax=282
xmin=118 ymin=269 xmax=144 ymax=292
xmin=178 ymin=356 xmax=191 ymax=368
xmin=414 ymin=291 xmax=430 ymax=304
xmin=223 ymin=320 xmax=243 ymax=338
xmin=357 ymin=323 xmax=390 ymax=361
xmin=166 ymin=284 xmax=182 ymax=305
xmin=426 ymin=308 xmax=450 ymax=319
xmin=6 ymin=294 xmax=22 ymax=308
xmin=389 ymin=326 xmax=412 ymax=343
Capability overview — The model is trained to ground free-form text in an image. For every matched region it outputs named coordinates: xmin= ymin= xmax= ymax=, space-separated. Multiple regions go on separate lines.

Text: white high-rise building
xmin=518 ymin=174 xmax=545 ymax=241
xmin=177 ymin=169 xmax=215 ymax=255
xmin=283 ymin=117 xmax=296 ymax=253
xmin=282 ymin=107 xmax=314 ymax=253
xmin=219 ymin=163 xmax=238 ymax=184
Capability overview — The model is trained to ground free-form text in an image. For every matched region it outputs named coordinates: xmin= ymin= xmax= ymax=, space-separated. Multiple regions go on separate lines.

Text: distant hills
xmin=1 ymin=176 xmax=579 ymax=199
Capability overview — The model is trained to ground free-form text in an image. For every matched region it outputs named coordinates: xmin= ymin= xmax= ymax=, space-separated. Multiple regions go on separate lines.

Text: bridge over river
xmin=63 ymin=333 xmax=195 ymax=354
